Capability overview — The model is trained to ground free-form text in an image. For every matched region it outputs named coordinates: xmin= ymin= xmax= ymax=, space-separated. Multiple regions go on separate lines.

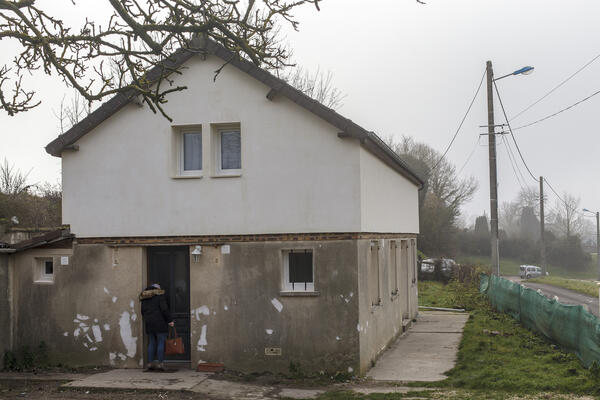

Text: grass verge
xmin=527 ymin=276 xmax=599 ymax=297
xmin=414 ymin=280 xmax=600 ymax=396
xmin=457 ymin=255 xmax=597 ymax=280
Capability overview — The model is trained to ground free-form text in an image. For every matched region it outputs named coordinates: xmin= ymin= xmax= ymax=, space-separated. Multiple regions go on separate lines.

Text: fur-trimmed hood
xmin=139 ymin=289 xmax=165 ymax=300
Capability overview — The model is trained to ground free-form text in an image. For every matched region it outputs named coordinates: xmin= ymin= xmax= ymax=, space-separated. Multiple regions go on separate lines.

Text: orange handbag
xmin=165 ymin=326 xmax=185 ymax=355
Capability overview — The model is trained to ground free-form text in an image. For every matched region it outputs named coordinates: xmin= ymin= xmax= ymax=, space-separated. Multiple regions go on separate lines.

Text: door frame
xmin=146 ymin=245 xmax=191 ymax=365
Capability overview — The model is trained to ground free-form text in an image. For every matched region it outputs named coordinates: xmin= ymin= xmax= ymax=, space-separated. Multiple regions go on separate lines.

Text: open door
xmin=147 ymin=246 xmax=191 ymax=363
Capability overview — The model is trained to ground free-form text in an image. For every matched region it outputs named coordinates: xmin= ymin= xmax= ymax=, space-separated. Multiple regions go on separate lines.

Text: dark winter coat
xmin=140 ymin=287 xmax=173 ymax=334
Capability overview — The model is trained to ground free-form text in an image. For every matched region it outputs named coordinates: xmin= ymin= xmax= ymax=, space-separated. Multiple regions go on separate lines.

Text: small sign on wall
xmin=60 ymin=256 xmax=69 ymax=266
xmin=221 ymin=245 xmax=230 ymax=255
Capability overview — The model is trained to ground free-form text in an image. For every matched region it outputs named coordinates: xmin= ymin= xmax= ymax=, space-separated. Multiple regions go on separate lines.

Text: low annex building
xmin=2 ymin=40 xmax=423 ymax=374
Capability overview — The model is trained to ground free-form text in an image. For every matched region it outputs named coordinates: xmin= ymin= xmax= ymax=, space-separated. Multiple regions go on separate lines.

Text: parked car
xmin=519 ymin=265 xmax=545 ymax=279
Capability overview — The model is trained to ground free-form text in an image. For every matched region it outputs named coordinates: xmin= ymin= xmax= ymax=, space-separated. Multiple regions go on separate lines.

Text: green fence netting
xmin=480 ymin=274 xmax=600 ymax=367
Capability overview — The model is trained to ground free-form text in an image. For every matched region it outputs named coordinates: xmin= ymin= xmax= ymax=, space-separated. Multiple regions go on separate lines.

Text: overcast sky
xmin=1 ymin=0 xmax=599 ymax=225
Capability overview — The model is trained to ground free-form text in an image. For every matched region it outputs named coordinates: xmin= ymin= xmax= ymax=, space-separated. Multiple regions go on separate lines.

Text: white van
xmin=519 ymin=265 xmax=543 ymax=279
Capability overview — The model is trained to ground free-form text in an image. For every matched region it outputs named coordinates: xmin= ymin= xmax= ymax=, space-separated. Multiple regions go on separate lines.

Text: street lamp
xmin=486 ymin=62 xmax=534 ymax=276
xmin=583 ymin=208 xmax=600 ymax=281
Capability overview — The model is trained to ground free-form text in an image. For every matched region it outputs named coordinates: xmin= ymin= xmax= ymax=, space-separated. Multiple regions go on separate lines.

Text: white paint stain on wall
xmin=92 ymin=325 xmax=103 ymax=343
xmin=74 ymin=328 xmax=81 ymax=337
xmin=356 ymin=324 xmax=361 ymax=332
xmin=271 ymin=298 xmax=283 ymax=313
xmin=77 ymin=314 xmax=90 ymax=321
xmin=63 ymin=332 xmax=69 ymax=337
xmin=192 ymin=306 xmax=210 ymax=321
xmin=224 ymin=305 xmax=228 ymax=311
xmin=336 ymin=336 xmax=340 ymax=341
xmin=103 ymin=324 xmax=110 ymax=331
xmin=112 ymin=296 xmax=118 ymax=303
xmin=197 ymin=325 xmax=208 ymax=351
xmin=119 ymin=311 xmax=137 ymax=358
xmin=265 ymin=329 xmax=273 ymax=335
xmin=348 ymin=367 xmax=354 ymax=373
xmin=104 ymin=287 xmax=110 ymax=295
xmin=130 ymin=300 xmax=134 ymax=309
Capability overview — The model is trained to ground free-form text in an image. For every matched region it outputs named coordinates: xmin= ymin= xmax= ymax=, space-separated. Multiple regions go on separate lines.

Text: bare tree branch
xmin=0 ymin=0 xmax=322 ymax=118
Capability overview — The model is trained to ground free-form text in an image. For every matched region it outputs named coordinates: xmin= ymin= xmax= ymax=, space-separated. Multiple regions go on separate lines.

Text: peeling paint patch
xmin=77 ymin=314 xmax=90 ymax=321
xmin=112 ymin=296 xmax=118 ymax=303
xmin=265 ymin=329 xmax=273 ymax=335
xmin=92 ymin=325 xmax=103 ymax=343
xmin=336 ymin=336 xmax=340 ymax=341
xmin=224 ymin=305 xmax=229 ymax=311
xmin=103 ymin=287 xmax=110 ymax=295
xmin=197 ymin=325 xmax=208 ymax=351
xmin=73 ymin=319 xmax=80 ymax=323
xmin=118 ymin=353 xmax=126 ymax=361
xmin=103 ymin=324 xmax=110 ymax=331
xmin=63 ymin=332 xmax=69 ymax=337
xmin=192 ymin=306 xmax=210 ymax=321
xmin=119 ymin=311 xmax=137 ymax=358
xmin=271 ymin=298 xmax=283 ymax=313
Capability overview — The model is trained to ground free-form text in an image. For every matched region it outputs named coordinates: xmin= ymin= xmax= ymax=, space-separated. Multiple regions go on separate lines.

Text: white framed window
xmin=212 ymin=123 xmax=241 ymax=177
xmin=174 ymin=126 xmax=203 ymax=177
xmin=34 ymin=257 xmax=54 ymax=283
xmin=282 ymin=249 xmax=314 ymax=292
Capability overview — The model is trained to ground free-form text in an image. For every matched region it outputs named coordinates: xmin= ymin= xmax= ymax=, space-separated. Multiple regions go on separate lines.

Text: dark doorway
xmin=147 ymin=246 xmax=191 ymax=363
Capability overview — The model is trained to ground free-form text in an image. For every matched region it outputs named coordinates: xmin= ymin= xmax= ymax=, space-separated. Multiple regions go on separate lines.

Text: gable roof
xmin=45 ymin=39 xmax=424 ymax=187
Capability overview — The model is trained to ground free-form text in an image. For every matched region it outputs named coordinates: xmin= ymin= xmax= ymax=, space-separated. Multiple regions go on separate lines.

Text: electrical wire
xmin=502 ymin=135 xmax=526 ymax=191
xmin=512 ymin=88 xmax=600 ymax=131
xmin=456 ymin=136 xmax=480 ymax=175
xmin=493 ymin=82 xmax=539 ymax=183
xmin=510 ymin=52 xmax=600 ymax=122
xmin=430 ymin=69 xmax=486 ymax=172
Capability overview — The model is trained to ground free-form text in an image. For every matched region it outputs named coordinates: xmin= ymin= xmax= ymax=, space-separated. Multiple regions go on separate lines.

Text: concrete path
xmin=506 ymin=276 xmax=599 ymax=317
xmin=64 ymin=369 xmax=211 ymax=391
xmin=367 ymin=311 xmax=469 ymax=382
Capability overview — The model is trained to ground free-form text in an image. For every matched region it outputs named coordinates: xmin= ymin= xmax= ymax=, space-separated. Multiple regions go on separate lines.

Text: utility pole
xmin=539 ymin=176 xmax=546 ymax=275
xmin=486 ymin=61 xmax=500 ymax=275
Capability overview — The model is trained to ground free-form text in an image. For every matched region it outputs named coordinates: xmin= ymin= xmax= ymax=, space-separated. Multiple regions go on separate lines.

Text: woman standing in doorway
xmin=140 ymin=283 xmax=174 ymax=371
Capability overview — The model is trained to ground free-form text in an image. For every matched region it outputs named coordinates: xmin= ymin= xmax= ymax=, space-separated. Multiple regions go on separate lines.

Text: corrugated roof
xmin=45 ymin=38 xmax=424 ymax=186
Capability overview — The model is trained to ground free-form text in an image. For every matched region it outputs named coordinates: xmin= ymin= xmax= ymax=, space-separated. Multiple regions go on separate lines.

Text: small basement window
xmin=283 ymin=250 xmax=314 ymax=292
xmin=34 ymin=257 xmax=54 ymax=283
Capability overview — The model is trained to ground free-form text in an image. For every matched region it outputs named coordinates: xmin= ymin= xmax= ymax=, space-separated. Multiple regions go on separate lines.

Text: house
xmin=1 ymin=39 xmax=422 ymax=374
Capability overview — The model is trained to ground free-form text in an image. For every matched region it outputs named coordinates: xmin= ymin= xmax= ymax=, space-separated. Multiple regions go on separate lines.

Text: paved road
xmin=505 ymin=276 xmax=599 ymax=317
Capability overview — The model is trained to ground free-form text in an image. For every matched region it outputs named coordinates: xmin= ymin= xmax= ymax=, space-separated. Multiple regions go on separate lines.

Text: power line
xmin=493 ymin=81 xmax=539 ymax=183
xmin=456 ymin=136 xmax=480 ymax=175
xmin=502 ymin=135 xmax=526 ymax=191
xmin=512 ymin=88 xmax=600 ymax=131
xmin=510 ymin=52 xmax=600 ymax=121
xmin=430 ymin=69 xmax=486 ymax=172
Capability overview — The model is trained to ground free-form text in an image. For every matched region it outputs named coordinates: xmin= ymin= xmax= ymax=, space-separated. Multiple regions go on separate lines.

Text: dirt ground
xmin=0 ymin=380 xmax=206 ymax=400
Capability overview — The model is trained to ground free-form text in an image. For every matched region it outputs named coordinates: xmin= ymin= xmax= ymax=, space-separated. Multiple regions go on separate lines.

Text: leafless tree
xmin=388 ymin=136 xmax=478 ymax=218
xmin=282 ymin=66 xmax=344 ymax=110
xmin=550 ymin=193 xmax=584 ymax=238
xmin=0 ymin=0 xmax=321 ymax=120
xmin=54 ymin=93 xmax=92 ymax=134
xmin=0 ymin=158 xmax=32 ymax=195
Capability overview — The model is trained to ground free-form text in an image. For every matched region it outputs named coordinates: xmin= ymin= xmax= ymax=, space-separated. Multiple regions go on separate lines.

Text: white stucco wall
xmin=359 ymin=147 xmax=419 ymax=233
xmin=62 ymin=55 xmax=364 ymax=237
xmin=61 ymin=55 xmax=419 ymax=237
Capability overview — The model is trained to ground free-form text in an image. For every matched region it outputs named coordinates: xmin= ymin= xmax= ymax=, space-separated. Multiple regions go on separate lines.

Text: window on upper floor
xmin=282 ymin=249 xmax=314 ymax=292
xmin=174 ymin=126 xmax=203 ymax=178
xmin=212 ymin=123 xmax=241 ymax=177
